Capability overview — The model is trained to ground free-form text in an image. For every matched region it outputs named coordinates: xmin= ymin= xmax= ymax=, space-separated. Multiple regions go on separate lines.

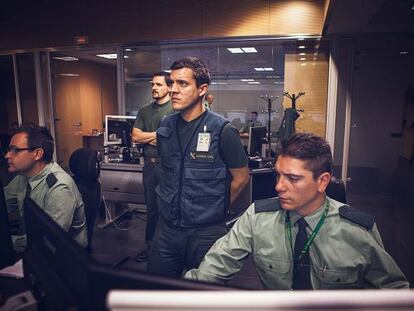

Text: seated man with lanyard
xmin=4 ymin=126 xmax=87 ymax=252
xmin=185 ymin=132 xmax=409 ymax=289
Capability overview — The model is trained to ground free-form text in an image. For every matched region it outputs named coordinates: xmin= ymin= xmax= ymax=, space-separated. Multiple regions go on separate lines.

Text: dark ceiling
xmin=324 ymin=0 xmax=414 ymax=36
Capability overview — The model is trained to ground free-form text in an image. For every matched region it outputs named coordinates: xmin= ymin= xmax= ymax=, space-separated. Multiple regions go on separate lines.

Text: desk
xmin=100 ymin=162 xmax=145 ymax=228
xmin=99 ymin=163 xmax=276 ymax=225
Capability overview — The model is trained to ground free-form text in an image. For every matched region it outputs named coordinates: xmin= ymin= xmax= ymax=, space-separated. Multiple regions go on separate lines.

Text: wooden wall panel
xmin=0 ymin=0 xmax=329 ymax=52
xmin=141 ymin=0 xmax=203 ymax=41
xmin=269 ymin=0 xmax=326 ymax=35
xmin=283 ymin=52 xmax=329 ymax=137
xmin=202 ymin=0 xmax=270 ymax=37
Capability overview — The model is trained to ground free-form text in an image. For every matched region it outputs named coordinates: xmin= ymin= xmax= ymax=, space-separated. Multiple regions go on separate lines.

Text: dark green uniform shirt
xmin=134 ymin=99 xmax=174 ymax=158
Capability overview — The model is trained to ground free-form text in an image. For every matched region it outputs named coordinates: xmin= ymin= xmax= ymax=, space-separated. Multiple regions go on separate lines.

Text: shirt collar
xmin=289 ymin=196 xmax=328 ymax=231
xmin=27 ymin=162 xmax=53 ymax=191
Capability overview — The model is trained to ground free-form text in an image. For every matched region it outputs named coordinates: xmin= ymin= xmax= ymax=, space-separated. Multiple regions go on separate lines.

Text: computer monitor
xmin=23 ymin=198 xmax=230 ymax=311
xmin=104 ymin=115 xmax=136 ymax=147
xmin=247 ymin=126 xmax=267 ymax=157
xmin=0 ymin=182 xmax=15 ymax=269
xmin=23 ymin=197 xmax=92 ymax=310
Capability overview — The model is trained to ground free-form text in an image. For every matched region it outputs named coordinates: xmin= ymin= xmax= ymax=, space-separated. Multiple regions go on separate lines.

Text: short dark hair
xmin=153 ymin=71 xmax=171 ymax=85
xmin=276 ymin=132 xmax=333 ymax=179
xmin=170 ymin=57 xmax=210 ymax=87
xmin=15 ymin=126 xmax=55 ymax=163
xmin=251 ymin=111 xmax=258 ymax=116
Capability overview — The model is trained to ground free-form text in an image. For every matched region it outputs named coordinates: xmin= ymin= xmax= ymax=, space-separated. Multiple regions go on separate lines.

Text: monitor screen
xmin=0 ymin=182 xmax=15 ymax=269
xmin=23 ymin=198 xmax=230 ymax=311
xmin=247 ymin=126 xmax=267 ymax=156
xmin=105 ymin=115 xmax=136 ymax=147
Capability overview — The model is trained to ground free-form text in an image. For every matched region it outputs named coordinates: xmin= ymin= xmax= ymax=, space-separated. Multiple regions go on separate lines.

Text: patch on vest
xmin=339 ymin=206 xmax=374 ymax=230
xmin=255 ymin=197 xmax=282 ymax=213
xmin=189 ymin=151 xmax=214 ymax=163
xmin=46 ymin=173 xmax=58 ymax=188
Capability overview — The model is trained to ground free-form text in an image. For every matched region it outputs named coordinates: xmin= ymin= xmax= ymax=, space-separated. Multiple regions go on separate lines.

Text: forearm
xmin=229 ymin=167 xmax=250 ymax=204
xmin=132 ymin=130 xmax=156 ymax=144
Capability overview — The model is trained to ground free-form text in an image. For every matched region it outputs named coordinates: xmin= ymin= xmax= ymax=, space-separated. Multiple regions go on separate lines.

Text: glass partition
xmin=124 ymin=38 xmax=330 ymax=138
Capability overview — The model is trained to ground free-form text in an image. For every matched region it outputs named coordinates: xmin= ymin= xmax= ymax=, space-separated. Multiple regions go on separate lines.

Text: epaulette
xmin=255 ymin=197 xmax=282 ymax=213
xmin=46 ymin=173 xmax=58 ymax=188
xmin=339 ymin=206 xmax=374 ymax=230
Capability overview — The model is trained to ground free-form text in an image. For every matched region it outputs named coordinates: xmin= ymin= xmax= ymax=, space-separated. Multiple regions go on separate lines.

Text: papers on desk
xmin=0 ymin=259 xmax=23 ymax=279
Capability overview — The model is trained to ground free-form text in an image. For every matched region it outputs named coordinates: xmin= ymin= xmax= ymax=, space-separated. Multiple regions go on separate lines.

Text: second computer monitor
xmin=247 ymin=126 xmax=267 ymax=157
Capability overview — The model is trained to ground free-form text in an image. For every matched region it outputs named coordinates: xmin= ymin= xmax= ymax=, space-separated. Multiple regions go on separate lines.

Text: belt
xmin=144 ymin=157 xmax=160 ymax=163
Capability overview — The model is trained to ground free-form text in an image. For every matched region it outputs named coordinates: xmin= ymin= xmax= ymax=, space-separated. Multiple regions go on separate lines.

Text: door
xmin=53 ymin=75 xmax=82 ymax=168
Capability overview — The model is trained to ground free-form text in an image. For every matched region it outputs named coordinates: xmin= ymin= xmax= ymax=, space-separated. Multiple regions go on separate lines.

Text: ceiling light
xmin=164 ymin=69 xmax=172 ymax=73
xmin=124 ymin=55 xmax=129 ymax=58
xmin=52 ymin=56 xmax=78 ymax=61
xmin=57 ymin=73 xmax=79 ymax=77
xmin=125 ymin=48 xmax=132 ymax=52
xmin=248 ymin=81 xmax=260 ymax=84
xmin=241 ymin=47 xmax=257 ymax=53
xmin=298 ymin=45 xmax=306 ymax=49
xmin=211 ymin=82 xmax=227 ymax=85
xmin=227 ymin=48 xmax=244 ymax=53
xmin=264 ymin=67 xmax=274 ymax=71
xmin=297 ymin=37 xmax=305 ymax=41
xmin=300 ymin=58 xmax=306 ymax=61
xmin=96 ymin=53 xmax=117 ymax=59
xmin=241 ymin=79 xmax=255 ymax=82
xmin=299 ymin=53 xmax=306 ymax=56
xmin=254 ymin=68 xmax=265 ymax=71
xmin=301 ymin=63 xmax=307 ymax=66
xmin=400 ymin=51 xmax=409 ymax=55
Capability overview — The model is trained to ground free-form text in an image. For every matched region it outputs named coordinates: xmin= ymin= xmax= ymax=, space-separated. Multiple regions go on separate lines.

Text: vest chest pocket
xmin=157 ymin=126 xmax=172 ymax=138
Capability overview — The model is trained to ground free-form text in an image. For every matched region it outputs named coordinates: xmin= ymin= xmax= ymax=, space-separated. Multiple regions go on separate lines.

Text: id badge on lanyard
xmin=196 ymin=125 xmax=211 ymax=152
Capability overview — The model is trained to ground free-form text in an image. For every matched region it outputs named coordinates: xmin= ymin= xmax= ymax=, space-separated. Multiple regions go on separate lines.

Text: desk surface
xmin=101 ymin=162 xmax=143 ymax=171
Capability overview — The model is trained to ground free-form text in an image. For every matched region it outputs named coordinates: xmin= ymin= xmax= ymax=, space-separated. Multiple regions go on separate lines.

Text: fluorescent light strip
xmin=96 ymin=53 xmax=117 ymax=59
xmin=264 ymin=67 xmax=274 ymax=71
xmin=241 ymin=47 xmax=257 ymax=53
xmin=241 ymin=79 xmax=255 ymax=82
xmin=248 ymin=81 xmax=260 ymax=84
xmin=298 ymin=45 xmax=306 ymax=49
xmin=254 ymin=68 xmax=265 ymax=71
xmin=227 ymin=48 xmax=244 ymax=54
xmin=52 ymin=56 xmax=78 ymax=61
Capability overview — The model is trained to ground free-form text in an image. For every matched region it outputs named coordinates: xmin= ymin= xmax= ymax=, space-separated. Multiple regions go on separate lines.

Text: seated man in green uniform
xmin=185 ymin=132 xmax=409 ymax=289
xmin=4 ymin=126 xmax=87 ymax=252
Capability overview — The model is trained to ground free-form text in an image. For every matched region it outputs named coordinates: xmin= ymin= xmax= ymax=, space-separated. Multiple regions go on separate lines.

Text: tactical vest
xmin=155 ymin=111 xmax=230 ymax=227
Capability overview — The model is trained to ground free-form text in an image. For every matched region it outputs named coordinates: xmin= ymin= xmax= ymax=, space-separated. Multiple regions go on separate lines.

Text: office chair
xmin=69 ymin=148 xmax=102 ymax=253
xmin=326 ymin=177 xmax=347 ymax=204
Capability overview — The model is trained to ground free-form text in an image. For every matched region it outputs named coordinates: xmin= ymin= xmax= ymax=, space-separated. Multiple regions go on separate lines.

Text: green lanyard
xmin=285 ymin=201 xmax=329 ymax=261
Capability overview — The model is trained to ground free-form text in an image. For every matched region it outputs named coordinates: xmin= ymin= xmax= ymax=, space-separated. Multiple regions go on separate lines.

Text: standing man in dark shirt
xmin=132 ymin=71 xmax=174 ymax=262
xmin=148 ymin=57 xmax=250 ymax=277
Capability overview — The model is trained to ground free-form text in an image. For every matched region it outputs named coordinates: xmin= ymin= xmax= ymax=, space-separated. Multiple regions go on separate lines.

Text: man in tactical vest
xmin=4 ymin=126 xmax=87 ymax=252
xmin=185 ymin=132 xmax=409 ymax=289
xmin=148 ymin=57 xmax=250 ymax=277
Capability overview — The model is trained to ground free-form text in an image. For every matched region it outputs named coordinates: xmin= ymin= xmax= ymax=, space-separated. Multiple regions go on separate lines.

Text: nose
xmin=169 ymin=82 xmax=178 ymax=93
xmin=5 ymin=151 xmax=12 ymax=160
xmin=275 ymin=175 xmax=286 ymax=193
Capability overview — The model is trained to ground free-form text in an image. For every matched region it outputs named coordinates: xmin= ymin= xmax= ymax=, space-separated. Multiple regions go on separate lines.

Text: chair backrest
xmin=69 ymin=148 xmax=102 ymax=252
xmin=326 ymin=177 xmax=347 ymax=204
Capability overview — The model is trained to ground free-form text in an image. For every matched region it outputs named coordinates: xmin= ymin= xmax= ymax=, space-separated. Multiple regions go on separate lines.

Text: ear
xmin=33 ymin=148 xmax=44 ymax=161
xmin=198 ymin=83 xmax=208 ymax=98
xmin=317 ymin=172 xmax=331 ymax=193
